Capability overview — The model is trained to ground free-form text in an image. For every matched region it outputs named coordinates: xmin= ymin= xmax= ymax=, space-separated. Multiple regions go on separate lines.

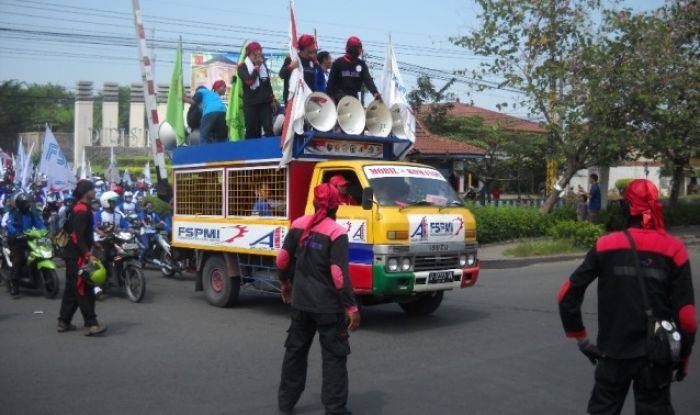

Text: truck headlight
xmin=400 ymin=257 xmax=411 ymax=271
xmin=386 ymin=257 xmax=399 ymax=272
xmin=467 ymin=254 xmax=476 ymax=266
xmin=459 ymin=254 xmax=468 ymax=267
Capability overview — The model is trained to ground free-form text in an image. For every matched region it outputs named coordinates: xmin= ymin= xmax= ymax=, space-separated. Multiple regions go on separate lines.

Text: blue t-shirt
xmin=252 ymin=199 xmax=273 ymax=217
xmin=7 ymin=210 xmax=45 ymax=237
xmin=193 ymin=87 xmax=226 ymax=117
xmin=588 ymin=183 xmax=601 ymax=212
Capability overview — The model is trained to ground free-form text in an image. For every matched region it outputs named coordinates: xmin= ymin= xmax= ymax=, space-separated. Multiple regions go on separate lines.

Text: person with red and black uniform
xmin=276 ymin=183 xmax=360 ymax=415
xmin=558 ymin=179 xmax=695 ymax=415
xmin=57 ymin=180 xmax=106 ymax=336
xmin=237 ymin=41 xmax=278 ymax=138
xmin=279 ymin=34 xmax=319 ymax=103
xmin=327 ymin=36 xmax=381 ymax=104
xmin=329 ymin=175 xmax=357 ymax=206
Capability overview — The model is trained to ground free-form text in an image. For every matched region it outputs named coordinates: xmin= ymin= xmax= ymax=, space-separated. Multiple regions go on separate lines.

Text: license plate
xmin=428 ymin=271 xmax=453 ymax=284
xmin=122 ymin=243 xmax=139 ymax=250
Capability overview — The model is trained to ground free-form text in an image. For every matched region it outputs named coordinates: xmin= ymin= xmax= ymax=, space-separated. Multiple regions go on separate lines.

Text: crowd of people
xmin=186 ymin=35 xmax=381 ymax=143
xmin=0 ymin=167 xmax=169 ymax=302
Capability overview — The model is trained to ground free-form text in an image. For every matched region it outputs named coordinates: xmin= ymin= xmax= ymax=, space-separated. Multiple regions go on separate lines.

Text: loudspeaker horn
xmin=272 ymin=114 xmax=285 ymax=136
xmin=304 ymin=92 xmax=337 ymax=132
xmin=390 ymin=103 xmax=411 ymax=139
xmin=158 ymin=121 xmax=177 ymax=149
xmin=364 ymin=99 xmax=392 ymax=137
xmin=336 ymin=96 xmax=365 ymax=135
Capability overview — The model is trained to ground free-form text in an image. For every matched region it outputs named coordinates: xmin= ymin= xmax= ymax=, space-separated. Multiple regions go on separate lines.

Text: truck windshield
xmin=363 ymin=165 xmax=463 ymax=207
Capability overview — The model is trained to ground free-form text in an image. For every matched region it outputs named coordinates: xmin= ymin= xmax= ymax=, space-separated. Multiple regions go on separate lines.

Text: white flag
xmin=380 ymin=35 xmax=416 ymax=156
xmin=38 ymin=125 xmax=76 ymax=191
xmin=15 ymin=136 xmax=25 ymax=185
xmin=122 ymin=169 xmax=133 ymax=186
xmin=21 ymin=142 xmax=35 ymax=191
xmin=143 ymin=161 xmax=152 ymax=185
xmin=280 ymin=78 xmax=311 ymax=166
xmin=105 ymin=147 xmax=119 ymax=183
xmin=79 ymin=148 xmax=87 ymax=180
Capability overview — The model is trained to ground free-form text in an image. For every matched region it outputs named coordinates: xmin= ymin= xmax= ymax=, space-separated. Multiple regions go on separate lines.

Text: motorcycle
xmin=2 ymin=228 xmax=60 ymax=298
xmin=98 ymin=224 xmax=147 ymax=303
xmin=130 ymin=214 xmax=183 ymax=278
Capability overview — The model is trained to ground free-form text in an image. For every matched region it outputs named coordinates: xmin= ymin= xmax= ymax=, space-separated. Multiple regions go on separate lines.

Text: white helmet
xmin=124 ymin=191 xmax=133 ymax=199
xmin=100 ymin=190 xmax=120 ymax=209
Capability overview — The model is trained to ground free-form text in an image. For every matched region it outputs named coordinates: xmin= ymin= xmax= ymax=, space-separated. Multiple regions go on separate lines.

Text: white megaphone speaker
xmin=304 ymin=92 xmax=337 ymax=132
xmin=364 ymin=99 xmax=392 ymax=137
xmin=273 ymin=114 xmax=285 ymax=136
xmin=158 ymin=121 xmax=177 ymax=149
xmin=336 ymin=96 xmax=365 ymax=135
xmin=390 ymin=103 xmax=411 ymax=139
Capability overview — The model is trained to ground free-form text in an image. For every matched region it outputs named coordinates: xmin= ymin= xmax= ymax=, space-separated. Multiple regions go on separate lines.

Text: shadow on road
xmin=359 ymin=303 xmax=490 ymax=334
xmin=103 ymin=320 xmax=142 ymax=336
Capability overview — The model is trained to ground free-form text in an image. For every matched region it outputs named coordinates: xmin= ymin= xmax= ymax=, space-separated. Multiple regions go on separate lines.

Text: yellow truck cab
xmin=171 ymin=132 xmax=479 ymax=315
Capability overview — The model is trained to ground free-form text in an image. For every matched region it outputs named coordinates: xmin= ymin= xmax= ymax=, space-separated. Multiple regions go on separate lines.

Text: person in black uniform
xmin=279 ymin=34 xmax=322 ymax=104
xmin=237 ymin=41 xmax=278 ymax=138
xmin=558 ymin=179 xmax=696 ymax=415
xmin=327 ymin=36 xmax=381 ymax=104
xmin=57 ymin=180 xmax=106 ymax=336
xmin=276 ymin=183 xmax=360 ymax=415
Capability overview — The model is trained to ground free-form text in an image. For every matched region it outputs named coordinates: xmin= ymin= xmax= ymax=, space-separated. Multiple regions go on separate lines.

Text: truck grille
xmin=413 ymin=255 xmax=460 ymax=271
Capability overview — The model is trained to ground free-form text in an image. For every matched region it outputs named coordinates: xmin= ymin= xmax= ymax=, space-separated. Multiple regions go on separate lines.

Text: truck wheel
xmin=202 ymin=255 xmax=240 ymax=308
xmin=399 ymin=291 xmax=444 ymax=316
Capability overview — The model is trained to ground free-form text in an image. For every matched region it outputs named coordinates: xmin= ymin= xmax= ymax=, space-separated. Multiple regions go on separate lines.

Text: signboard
xmin=174 ymin=221 xmax=287 ymax=251
xmin=304 ymin=139 xmax=383 ymax=159
xmin=407 ymin=214 xmax=465 ymax=243
xmin=191 ymin=51 xmax=287 ymax=101
xmin=338 ymin=219 xmax=368 ymax=243
xmin=364 ymin=165 xmax=446 ymax=181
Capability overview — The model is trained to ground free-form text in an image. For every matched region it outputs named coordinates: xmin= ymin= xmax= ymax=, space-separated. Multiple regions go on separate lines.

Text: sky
xmin=0 ymin=0 xmax=664 ymax=119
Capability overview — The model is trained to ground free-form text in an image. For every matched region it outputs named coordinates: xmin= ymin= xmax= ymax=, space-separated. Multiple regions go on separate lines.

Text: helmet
xmin=100 ymin=190 xmax=120 ymax=209
xmin=124 ymin=191 xmax=133 ymax=200
xmin=14 ymin=192 xmax=32 ymax=212
xmin=81 ymin=258 xmax=106 ymax=286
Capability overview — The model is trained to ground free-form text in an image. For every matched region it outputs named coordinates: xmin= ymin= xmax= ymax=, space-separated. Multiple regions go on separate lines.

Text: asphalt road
xmin=1 ymin=251 xmax=699 ymax=415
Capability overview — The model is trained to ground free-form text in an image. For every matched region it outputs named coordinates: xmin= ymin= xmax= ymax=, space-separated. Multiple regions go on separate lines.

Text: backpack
xmin=187 ymin=103 xmax=202 ymax=130
xmin=53 ymin=207 xmax=74 ymax=249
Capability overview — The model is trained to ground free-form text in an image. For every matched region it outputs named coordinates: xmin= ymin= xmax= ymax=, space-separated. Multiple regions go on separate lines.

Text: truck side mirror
xmin=361 ymin=187 xmax=374 ymax=211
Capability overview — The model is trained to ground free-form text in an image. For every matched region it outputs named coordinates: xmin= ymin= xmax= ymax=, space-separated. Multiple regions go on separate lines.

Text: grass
xmin=503 ymin=238 xmax=584 ymax=258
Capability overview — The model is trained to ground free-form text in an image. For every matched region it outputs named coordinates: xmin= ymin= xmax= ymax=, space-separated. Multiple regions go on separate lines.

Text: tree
xmin=0 ymin=80 xmax=73 ymax=150
xmin=408 ymin=74 xmax=457 ymax=126
xmin=604 ymin=2 xmax=699 ymax=204
xmin=452 ymin=0 xmax=635 ymax=212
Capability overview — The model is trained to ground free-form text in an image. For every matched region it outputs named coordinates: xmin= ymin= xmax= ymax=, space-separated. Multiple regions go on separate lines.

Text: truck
xmin=170 ymin=132 xmax=480 ymax=315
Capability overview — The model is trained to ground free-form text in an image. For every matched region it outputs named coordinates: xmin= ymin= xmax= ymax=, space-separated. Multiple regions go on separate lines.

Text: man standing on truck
xmin=276 ymin=183 xmax=360 ymax=415
xmin=184 ymin=81 xmax=228 ymax=143
xmin=327 ymin=36 xmax=381 ymax=104
xmin=558 ymin=179 xmax=695 ymax=414
xmin=237 ymin=41 xmax=277 ymax=138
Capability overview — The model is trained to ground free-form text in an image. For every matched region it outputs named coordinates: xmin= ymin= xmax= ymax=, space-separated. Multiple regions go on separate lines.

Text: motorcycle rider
xmin=118 ymin=191 xmax=139 ymax=216
xmin=138 ymin=200 xmax=165 ymax=265
xmin=57 ymin=195 xmax=74 ymax=230
xmin=58 ymin=179 xmax=105 ymax=335
xmin=7 ymin=193 xmax=45 ymax=298
xmin=94 ymin=191 xmax=127 ymax=297
xmin=42 ymin=195 xmax=61 ymax=237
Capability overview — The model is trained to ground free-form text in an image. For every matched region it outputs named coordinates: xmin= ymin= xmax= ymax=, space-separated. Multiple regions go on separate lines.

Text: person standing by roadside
xmin=57 ymin=180 xmax=106 ymax=336
xmin=276 ymin=183 xmax=360 ymax=415
xmin=587 ymin=173 xmax=602 ymax=223
xmin=558 ymin=179 xmax=695 ymax=414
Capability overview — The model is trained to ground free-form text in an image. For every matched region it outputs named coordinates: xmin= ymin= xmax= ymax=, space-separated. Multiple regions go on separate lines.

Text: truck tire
xmin=399 ymin=291 xmax=444 ymax=316
xmin=202 ymin=255 xmax=240 ymax=308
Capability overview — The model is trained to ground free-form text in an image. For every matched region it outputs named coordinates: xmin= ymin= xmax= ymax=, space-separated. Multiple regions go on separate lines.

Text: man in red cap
xmin=279 ymin=34 xmax=320 ymax=103
xmin=327 ymin=36 xmax=381 ymax=104
xmin=276 ymin=183 xmax=360 ymax=415
xmin=237 ymin=41 xmax=277 ymax=138
xmin=558 ymin=179 xmax=695 ymax=414
xmin=329 ymin=174 xmax=357 ymax=205
xmin=183 ymin=80 xmax=228 ymax=142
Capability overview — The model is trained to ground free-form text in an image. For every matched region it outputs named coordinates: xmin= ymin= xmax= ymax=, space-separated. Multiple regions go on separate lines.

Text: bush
xmin=547 ymin=220 xmax=604 ymax=248
xmin=470 ymin=205 xmax=553 ymax=244
xmin=550 ymin=205 xmax=577 ymax=222
xmin=598 ymin=200 xmax=700 ymax=230
xmin=615 ymin=178 xmax=634 ymax=195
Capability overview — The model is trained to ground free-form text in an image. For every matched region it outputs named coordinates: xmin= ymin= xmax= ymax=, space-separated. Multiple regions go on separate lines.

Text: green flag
xmin=166 ymin=36 xmax=185 ymax=146
xmin=227 ymin=41 xmax=248 ymax=141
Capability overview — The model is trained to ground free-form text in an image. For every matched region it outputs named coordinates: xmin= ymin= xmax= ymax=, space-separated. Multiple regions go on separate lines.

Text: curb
xmin=480 ymin=253 xmax=586 ymax=270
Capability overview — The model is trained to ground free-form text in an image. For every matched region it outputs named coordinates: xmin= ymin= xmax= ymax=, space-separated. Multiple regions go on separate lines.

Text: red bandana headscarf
xmin=624 ymin=179 xmax=665 ymax=231
xmin=299 ymin=183 xmax=340 ymax=246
